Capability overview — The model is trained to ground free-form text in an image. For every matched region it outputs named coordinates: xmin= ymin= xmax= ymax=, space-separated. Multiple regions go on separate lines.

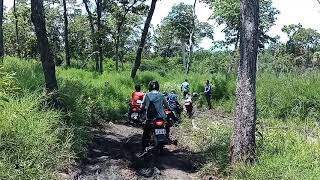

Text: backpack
xmin=146 ymin=95 xmax=157 ymax=119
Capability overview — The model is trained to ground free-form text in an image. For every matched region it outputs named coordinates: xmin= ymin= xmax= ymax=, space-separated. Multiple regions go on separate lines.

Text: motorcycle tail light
xmin=154 ymin=119 xmax=165 ymax=127
xmin=132 ymin=108 xmax=138 ymax=112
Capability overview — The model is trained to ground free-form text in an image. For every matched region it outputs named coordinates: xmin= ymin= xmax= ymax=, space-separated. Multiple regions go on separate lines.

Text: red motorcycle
xmin=129 ymin=106 xmax=142 ymax=125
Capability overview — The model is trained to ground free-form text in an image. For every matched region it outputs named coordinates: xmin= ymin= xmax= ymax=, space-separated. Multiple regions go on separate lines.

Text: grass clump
xmin=0 ymin=65 xmax=72 ymax=179
xmin=233 ymin=119 xmax=320 ymax=179
xmin=176 ymin=116 xmax=233 ymax=177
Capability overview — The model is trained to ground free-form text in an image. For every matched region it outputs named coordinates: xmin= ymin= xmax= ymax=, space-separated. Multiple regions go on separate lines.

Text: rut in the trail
xmin=60 ymin=120 xmax=203 ymax=180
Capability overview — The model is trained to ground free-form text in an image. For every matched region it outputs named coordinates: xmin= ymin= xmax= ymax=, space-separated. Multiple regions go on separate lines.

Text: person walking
xmin=181 ymin=79 xmax=190 ymax=98
xmin=204 ymin=80 xmax=212 ymax=110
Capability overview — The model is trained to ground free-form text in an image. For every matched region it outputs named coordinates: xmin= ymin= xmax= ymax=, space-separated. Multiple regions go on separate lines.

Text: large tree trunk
xmin=63 ymin=0 xmax=71 ymax=66
xmin=13 ymin=0 xmax=21 ymax=58
xmin=31 ymin=0 xmax=58 ymax=94
xmin=0 ymin=0 xmax=4 ymax=63
xmin=230 ymin=0 xmax=259 ymax=164
xmin=83 ymin=0 xmax=99 ymax=72
xmin=96 ymin=0 xmax=103 ymax=74
xmin=130 ymin=0 xmax=157 ymax=78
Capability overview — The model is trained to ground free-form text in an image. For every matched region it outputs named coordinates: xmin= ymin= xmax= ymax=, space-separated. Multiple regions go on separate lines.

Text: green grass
xmin=0 ymin=68 xmax=72 ymax=179
xmin=2 ymin=56 xmax=320 ymax=179
xmin=176 ymin=117 xmax=233 ymax=177
xmin=1 ymin=57 xmax=217 ymax=179
xmin=219 ymin=72 xmax=320 ymax=121
xmin=233 ymin=119 xmax=320 ymax=179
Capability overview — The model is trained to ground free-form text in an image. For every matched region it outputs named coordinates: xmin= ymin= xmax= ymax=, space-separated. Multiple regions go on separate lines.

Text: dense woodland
xmin=1 ymin=0 xmax=320 ymax=179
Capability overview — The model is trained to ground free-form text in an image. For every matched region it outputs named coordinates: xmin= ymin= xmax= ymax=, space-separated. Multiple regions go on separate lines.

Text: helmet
xmin=148 ymin=80 xmax=159 ymax=91
xmin=135 ymin=84 xmax=141 ymax=91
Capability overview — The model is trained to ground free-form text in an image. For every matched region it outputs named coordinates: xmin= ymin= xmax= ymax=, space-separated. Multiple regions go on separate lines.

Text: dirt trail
xmin=59 ymin=108 xmax=230 ymax=180
xmin=60 ymin=121 xmax=202 ymax=180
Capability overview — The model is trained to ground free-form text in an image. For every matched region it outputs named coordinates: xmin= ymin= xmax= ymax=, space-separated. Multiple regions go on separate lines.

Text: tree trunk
xmin=187 ymin=32 xmax=193 ymax=74
xmin=63 ymin=0 xmax=71 ymax=66
xmin=96 ymin=0 xmax=103 ymax=74
xmin=182 ymin=43 xmax=186 ymax=70
xmin=83 ymin=0 xmax=99 ymax=72
xmin=13 ymin=0 xmax=20 ymax=58
xmin=115 ymin=34 xmax=120 ymax=71
xmin=31 ymin=0 xmax=58 ymax=94
xmin=230 ymin=0 xmax=259 ymax=164
xmin=186 ymin=0 xmax=196 ymax=74
xmin=0 ymin=0 xmax=4 ymax=63
xmin=115 ymin=17 xmax=126 ymax=71
xmin=130 ymin=0 xmax=157 ymax=78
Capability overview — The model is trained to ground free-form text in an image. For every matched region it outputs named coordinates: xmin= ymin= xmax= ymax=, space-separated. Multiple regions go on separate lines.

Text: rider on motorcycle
xmin=131 ymin=84 xmax=144 ymax=107
xmin=167 ymin=90 xmax=181 ymax=120
xmin=128 ymin=85 xmax=144 ymax=119
xmin=140 ymin=80 xmax=169 ymax=151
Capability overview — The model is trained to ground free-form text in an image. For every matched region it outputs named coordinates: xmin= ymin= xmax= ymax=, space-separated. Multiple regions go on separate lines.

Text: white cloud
xmin=4 ymin=0 xmax=14 ymax=10
xmin=269 ymin=0 xmax=320 ymax=42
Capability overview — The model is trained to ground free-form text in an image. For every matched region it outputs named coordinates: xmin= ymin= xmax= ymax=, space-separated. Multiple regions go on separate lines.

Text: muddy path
xmin=61 ymin=120 xmax=204 ymax=180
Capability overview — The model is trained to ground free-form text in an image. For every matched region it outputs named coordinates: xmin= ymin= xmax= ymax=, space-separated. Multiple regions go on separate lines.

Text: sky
xmin=4 ymin=0 xmax=320 ymax=49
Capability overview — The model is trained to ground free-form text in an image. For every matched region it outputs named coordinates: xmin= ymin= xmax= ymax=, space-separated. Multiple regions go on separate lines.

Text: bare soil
xmin=59 ymin=108 xmax=230 ymax=180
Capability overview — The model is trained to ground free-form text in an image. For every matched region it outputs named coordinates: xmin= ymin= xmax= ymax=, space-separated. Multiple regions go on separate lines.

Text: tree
xmin=13 ymin=0 xmax=21 ymax=58
xmin=31 ymin=0 xmax=58 ymax=94
xmin=107 ymin=0 xmax=147 ymax=71
xmin=154 ymin=2 xmax=213 ymax=72
xmin=230 ymin=0 xmax=259 ymax=164
xmin=96 ymin=0 xmax=103 ymax=74
xmin=0 ymin=0 xmax=3 ymax=62
xmin=282 ymin=24 xmax=320 ymax=64
xmin=131 ymin=0 xmax=157 ymax=78
xmin=4 ymin=1 xmax=38 ymax=58
xmin=62 ymin=0 xmax=71 ymax=66
xmin=69 ymin=15 xmax=91 ymax=61
xmin=83 ymin=0 xmax=100 ymax=72
xmin=211 ymin=0 xmax=278 ymax=49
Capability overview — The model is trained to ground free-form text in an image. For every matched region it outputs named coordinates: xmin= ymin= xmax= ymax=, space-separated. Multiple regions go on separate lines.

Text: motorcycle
xmin=128 ymin=107 xmax=144 ymax=126
xmin=143 ymin=118 xmax=168 ymax=153
xmin=165 ymin=108 xmax=180 ymax=124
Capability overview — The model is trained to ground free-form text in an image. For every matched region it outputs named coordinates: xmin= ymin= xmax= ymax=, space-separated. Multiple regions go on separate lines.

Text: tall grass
xmin=2 ymin=56 xmax=320 ymax=179
xmin=0 ymin=64 xmax=72 ymax=179
xmin=219 ymin=72 xmax=320 ymax=121
xmin=256 ymin=72 xmax=320 ymax=120
xmin=233 ymin=119 xmax=320 ymax=179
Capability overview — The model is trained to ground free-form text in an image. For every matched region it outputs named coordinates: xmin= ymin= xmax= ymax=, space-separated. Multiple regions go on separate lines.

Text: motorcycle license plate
xmin=131 ymin=113 xmax=138 ymax=118
xmin=155 ymin=129 xmax=166 ymax=135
